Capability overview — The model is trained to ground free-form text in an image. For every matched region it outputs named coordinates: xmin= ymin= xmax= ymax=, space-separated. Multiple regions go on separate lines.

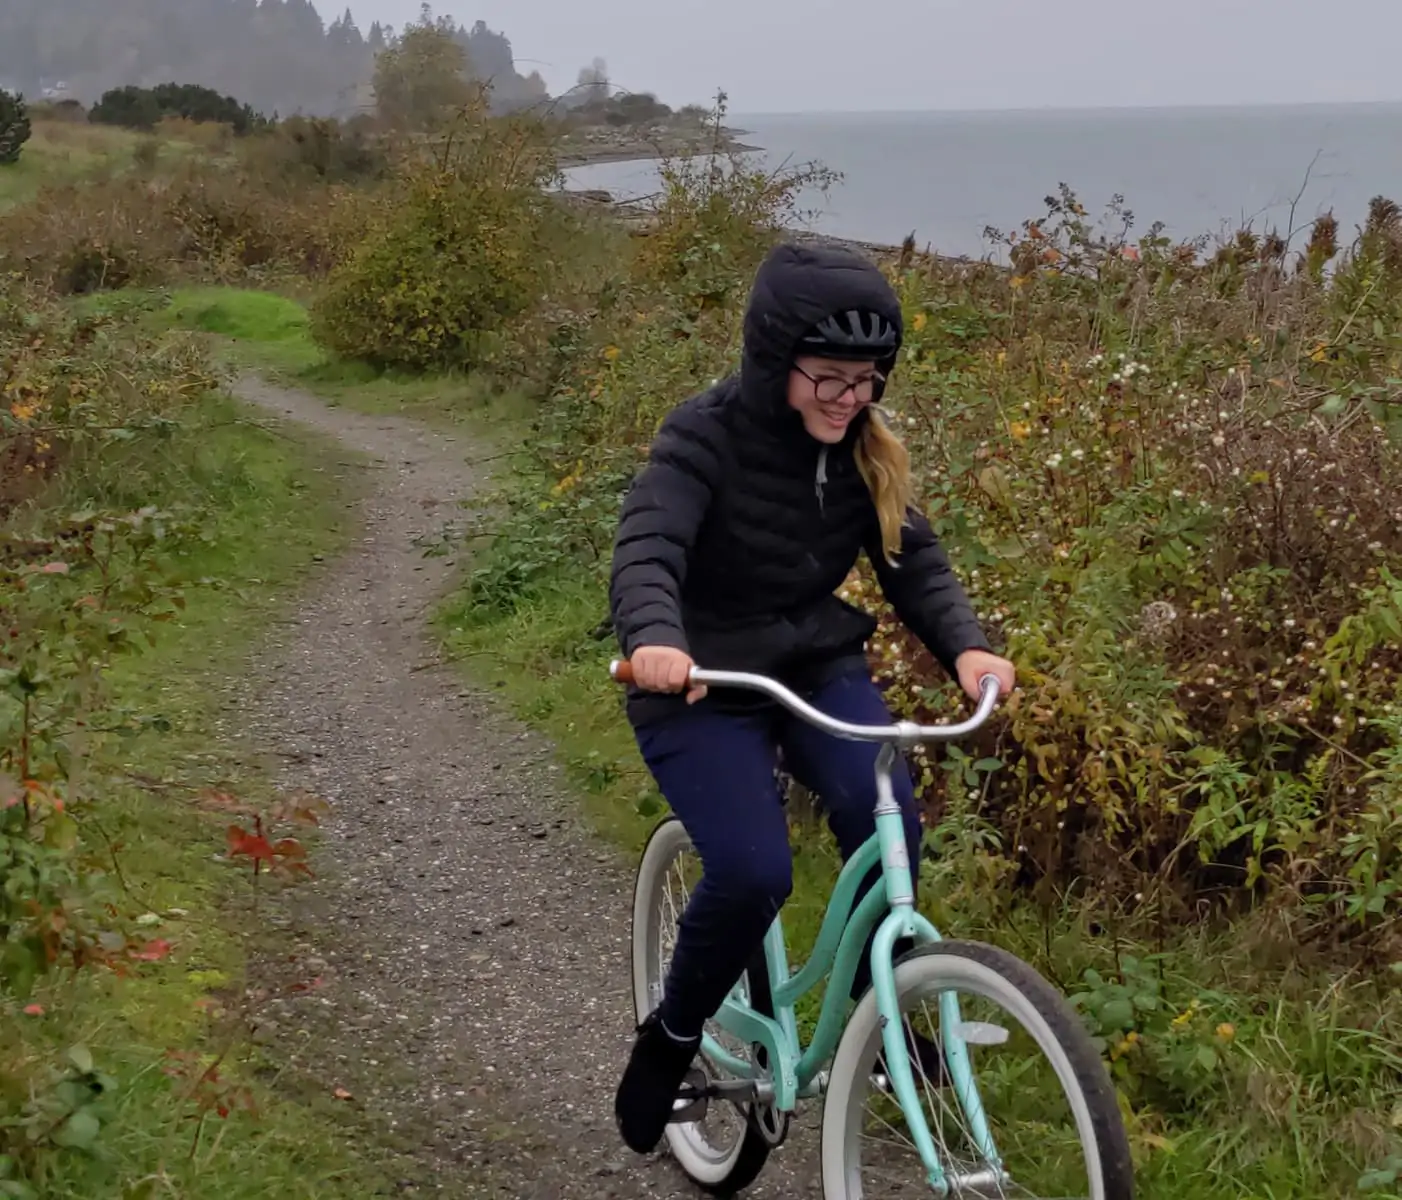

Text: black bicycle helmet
xmin=797 ymin=308 xmax=899 ymax=361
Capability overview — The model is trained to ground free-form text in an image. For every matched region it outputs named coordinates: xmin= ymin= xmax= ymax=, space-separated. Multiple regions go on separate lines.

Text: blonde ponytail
xmin=854 ymin=409 xmax=914 ymax=564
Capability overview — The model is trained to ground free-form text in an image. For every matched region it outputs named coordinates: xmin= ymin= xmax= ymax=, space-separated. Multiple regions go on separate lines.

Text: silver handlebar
xmin=609 ymin=661 xmax=1002 ymax=745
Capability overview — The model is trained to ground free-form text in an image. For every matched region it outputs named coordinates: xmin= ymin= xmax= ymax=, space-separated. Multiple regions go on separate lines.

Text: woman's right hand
xmin=631 ymin=645 xmax=708 ymax=705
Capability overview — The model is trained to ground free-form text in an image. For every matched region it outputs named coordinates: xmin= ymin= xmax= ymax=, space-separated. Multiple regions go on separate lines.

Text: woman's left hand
xmin=954 ymin=649 xmax=1017 ymax=702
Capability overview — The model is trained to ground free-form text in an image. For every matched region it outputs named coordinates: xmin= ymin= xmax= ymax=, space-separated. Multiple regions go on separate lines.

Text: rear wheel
xmin=631 ymin=816 xmax=773 ymax=1194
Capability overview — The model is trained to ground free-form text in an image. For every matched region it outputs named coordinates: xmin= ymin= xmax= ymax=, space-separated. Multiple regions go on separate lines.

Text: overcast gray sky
xmin=357 ymin=0 xmax=1402 ymax=113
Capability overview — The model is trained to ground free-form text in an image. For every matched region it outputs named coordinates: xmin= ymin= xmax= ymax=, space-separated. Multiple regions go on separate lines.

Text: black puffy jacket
xmin=609 ymin=241 xmax=990 ymax=723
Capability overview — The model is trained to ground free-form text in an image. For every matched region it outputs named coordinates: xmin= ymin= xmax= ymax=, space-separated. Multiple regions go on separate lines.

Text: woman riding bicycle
xmin=609 ymin=239 xmax=1016 ymax=1155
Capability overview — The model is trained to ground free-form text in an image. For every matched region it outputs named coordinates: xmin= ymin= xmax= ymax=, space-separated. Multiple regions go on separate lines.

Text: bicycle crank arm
xmin=669 ymin=1070 xmax=771 ymax=1124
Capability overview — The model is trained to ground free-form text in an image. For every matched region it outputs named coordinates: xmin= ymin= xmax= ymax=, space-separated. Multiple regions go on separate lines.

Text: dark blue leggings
xmin=634 ymin=671 xmax=922 ymax=1039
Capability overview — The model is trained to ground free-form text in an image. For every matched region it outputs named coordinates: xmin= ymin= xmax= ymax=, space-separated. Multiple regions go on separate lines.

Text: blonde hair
xmin=854 ymin=409 xmax=914 ymax=564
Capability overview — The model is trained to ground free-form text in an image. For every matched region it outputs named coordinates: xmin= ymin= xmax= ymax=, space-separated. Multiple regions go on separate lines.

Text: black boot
xmin=614 ymin=1010 xmax=702 ymax=1154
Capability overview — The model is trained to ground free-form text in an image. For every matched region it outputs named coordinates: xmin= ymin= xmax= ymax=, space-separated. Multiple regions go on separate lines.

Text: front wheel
xmin=821 ymin=940 xmax=1134 ymax=1199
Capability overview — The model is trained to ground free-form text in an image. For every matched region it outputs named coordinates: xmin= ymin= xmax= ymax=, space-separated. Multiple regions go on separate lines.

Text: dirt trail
xmin=227 ymin=375 xmax=823 ymax=1198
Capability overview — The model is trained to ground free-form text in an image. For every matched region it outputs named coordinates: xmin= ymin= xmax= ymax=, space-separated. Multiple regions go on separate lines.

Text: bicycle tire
xmin=821 ymin=939 xmax=1134 ymax=1199
xmin=630 ymin=816 xmax=773 ymax=1195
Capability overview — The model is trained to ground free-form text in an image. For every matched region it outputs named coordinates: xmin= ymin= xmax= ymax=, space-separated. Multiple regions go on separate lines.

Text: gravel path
xmin=227 ymin=375 xmax=824 ymax=1198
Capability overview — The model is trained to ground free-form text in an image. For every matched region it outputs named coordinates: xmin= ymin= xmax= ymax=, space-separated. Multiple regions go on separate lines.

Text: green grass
xmin=0 ymin=120 xmax=173 ymax=211
xmin=155 ymin=287 xmax=531 ymax=430
xmin=131 ymin=283 xmax=1402 ymax=1198
xmin=0 ymin=375 xmax=421 ymax=1195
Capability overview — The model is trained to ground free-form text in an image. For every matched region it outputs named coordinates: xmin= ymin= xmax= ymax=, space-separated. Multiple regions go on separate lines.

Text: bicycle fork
xmin=870 ymin=744 xmax=1001 ymax=1194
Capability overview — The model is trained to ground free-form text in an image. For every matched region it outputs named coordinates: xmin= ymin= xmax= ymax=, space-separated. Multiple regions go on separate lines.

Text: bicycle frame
xmin=611 ymin=660 xmax=1005 ymax=1192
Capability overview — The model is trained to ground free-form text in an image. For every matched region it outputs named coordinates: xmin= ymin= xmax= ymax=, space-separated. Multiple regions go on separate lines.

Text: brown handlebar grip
xmin=609 ymin=659 xmax=636 ymax=685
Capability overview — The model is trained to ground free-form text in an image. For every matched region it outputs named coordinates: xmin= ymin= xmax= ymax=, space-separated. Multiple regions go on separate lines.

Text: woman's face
xmin=787 ymin=355 xmax=881 ymax=443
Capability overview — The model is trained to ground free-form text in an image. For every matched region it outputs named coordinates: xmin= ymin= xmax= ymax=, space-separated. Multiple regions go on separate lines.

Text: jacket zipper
xmin=814 ymin=445 xmax=829 ymax=516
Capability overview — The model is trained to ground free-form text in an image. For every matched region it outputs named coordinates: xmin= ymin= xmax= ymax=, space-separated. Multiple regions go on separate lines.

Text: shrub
xmin=26 ymin=99 xmax=86 ymax=124
xmin=631 ymin=93 xmax=837 ymax=318
xmin=0 ymin=89 xmax=32 ymax=165
xmin=310 ymin=106 xmax=557 ymax=370
xmin=239 ymin=115 xmax=389 ymax=184
xmin=0 ymin=161 xmax=369 ymax=293
xmin=852 ymin=189 xmax=1402 ymax=929
xmin=89 ymin=83 xmax=265 ymax=134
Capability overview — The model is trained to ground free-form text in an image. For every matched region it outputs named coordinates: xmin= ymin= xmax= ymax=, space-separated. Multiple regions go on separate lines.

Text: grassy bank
xmin=0 ymin=119 xmax=188 ymax=212
xmin=153 ymin=287 xmax=529 ymax=432
xmin=0 ymin=288 xmax=421 ymax=1195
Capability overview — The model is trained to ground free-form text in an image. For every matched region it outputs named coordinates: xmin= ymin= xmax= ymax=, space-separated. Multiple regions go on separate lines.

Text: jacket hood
xmin=739 ymin=241 xmax=904 ymax=432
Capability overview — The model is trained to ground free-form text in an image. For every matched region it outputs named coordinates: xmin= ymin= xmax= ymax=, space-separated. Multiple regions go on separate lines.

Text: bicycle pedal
xmin=668 ymin=1067 xmax=710 ymax=1124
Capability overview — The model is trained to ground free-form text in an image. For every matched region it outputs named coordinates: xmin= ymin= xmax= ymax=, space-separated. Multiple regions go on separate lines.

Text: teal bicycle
xmin=611 ymin=659 xmax=1134 ymax=1198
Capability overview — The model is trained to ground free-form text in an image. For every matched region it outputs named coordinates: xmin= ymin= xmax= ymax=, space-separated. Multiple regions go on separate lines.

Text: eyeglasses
xmin=793 ymin=364 xmax=884 ymax=406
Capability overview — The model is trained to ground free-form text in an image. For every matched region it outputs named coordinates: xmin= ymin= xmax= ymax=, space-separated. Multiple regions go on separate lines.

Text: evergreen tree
xmin=0 ymin=89 xmax=32 ymax=165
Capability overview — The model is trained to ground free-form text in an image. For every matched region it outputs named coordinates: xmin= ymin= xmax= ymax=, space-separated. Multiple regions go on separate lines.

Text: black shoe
xmin=874 ymin=1026 xmax=949 ymax=1091
xmin=614 ymin=1010 xmax=702 ymax=1154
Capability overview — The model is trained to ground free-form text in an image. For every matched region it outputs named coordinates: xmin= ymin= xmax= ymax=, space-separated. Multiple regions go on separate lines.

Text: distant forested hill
xmin=0 ymin=0 xmax=550 ymax=117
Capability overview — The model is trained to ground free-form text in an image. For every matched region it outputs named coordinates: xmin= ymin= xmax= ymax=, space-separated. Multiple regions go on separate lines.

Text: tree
xmin=372 ymin=14 xmax=473 ymax=131
xmin=0 ymin=90 xmax=32 ymax=165
xmin=574 ymin=57 xmax=609 ymax=107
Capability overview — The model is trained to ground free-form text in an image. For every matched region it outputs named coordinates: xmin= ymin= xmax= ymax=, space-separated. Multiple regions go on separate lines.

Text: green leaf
xmin=1099 ymin=997 xmax=1134 ymax=1030
xmin=1195 ymin=1044 xmax=1218 ymax=1072
xmin=1358 ymin=1166 xmax=1400 ymax=1191
xmin=0 ymin=941 xmax=41 ymax=1001
xmin=1317 ymin=394 xmax=1347 ymax=417
xmin=45 ymin=812 xmax=79 ymax=854
xmin=0 ymin=1181 xmax=39 ymax=1200
xmin=52 ymin=1109 xmax=100 ymax=1151
xmin=67 ymin=1044 xmax=94 ymax=1075
xmin=973 ymin=757 xmax=1004 ymax=773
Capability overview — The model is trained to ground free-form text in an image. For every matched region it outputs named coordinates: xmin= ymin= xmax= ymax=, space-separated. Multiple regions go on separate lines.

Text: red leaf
xmin=226 ymin=825 xmax=275 ymax=862
xmin=23 ymin=1004 xmax=44 ymax=1016
xmin=131 ymin=938 xmax=173 ymax=962
xmin=39 ymin=562 xmax=70 ymax=575
xmin=270 ymin=838 xmax=307 ymax=860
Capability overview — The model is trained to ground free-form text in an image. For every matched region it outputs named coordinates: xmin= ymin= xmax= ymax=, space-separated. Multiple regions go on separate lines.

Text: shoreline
xmin=558 ymin=140 xmax=762 ymax=168
xmin=557 ymin=173 xmax=984 ymax=271
xmin=555 ymin=125 xmax=761 ymax=168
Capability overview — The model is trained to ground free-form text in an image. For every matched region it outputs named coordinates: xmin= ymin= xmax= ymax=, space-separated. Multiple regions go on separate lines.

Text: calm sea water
xmin=564 ymin=104 xmax=1402 ymax=260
